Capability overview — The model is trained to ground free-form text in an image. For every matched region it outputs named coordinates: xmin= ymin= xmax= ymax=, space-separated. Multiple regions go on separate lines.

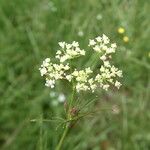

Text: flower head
xmin=56 ymin=41 xmax=85 ymax=62
xmin=39 ymin=35 xmax=122 ymax=92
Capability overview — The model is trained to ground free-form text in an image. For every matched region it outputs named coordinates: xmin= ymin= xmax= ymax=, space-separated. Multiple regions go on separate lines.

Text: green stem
xmin=56 ymin=84 xmax=75 ymax=150
xmin=55 ymin=124 xmax=69 ymax=150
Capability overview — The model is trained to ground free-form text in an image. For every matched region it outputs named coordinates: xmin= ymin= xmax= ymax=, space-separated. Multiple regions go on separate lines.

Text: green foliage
xmin=0 ymin=0 xmax=149 ymax=149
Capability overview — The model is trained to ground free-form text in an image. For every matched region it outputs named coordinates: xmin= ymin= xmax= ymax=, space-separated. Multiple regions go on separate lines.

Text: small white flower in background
xmin=49 ymin=92 xmax=66 ymax=106
xmin=51 ymin=100 xmax=59 ymax=106
xmin=96 ymin=14 xmax=103 ymax=20
xmin=58 ymin=93 xmax=66 ymax=103
xmin=50 ymin=91 xmax=56 ymax=97
xmin=78 ymin=31 xmax=84 ymax=37
xmin=45 ymin=79 xmax=55 ymax=88
xmin=39 ymin=34 xmax=122 ymax=92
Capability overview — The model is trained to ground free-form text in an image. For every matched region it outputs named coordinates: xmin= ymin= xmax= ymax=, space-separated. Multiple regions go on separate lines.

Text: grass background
xmin=0 ymin=0 xmax=150 ymax=149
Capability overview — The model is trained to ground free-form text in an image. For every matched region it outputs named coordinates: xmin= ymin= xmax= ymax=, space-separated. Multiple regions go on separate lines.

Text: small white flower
xmin=72 ymin=41 xmax=79 ymax=47
xmin=88 ymin=78 xmax=96 ymax=92
xmin=39 ymin=67 xmax=47 ymax=76
xmin=89 ymin=39 xmax=96 ymax=46
xmin=50 ymin=91 xmax=56 ymax=97
xmin=100 ymin=55 xmax=107 ymax=61
xmin=93 ymin=45 xmax=100 ymax=52
xmin=102 ymin=34 xmax=110 ymax=44
xmin=72 ymin=70 xmax=78 ymax=76
xmin=66 ymin=44 xmax=72 ymax=49
xmin=45 ymin=79 xmax=55 ymax=88
xmin=58 ymin=93 xmax=66 ymax=102
xmin=85 ymin=67 xmax=93 ymax=74
xmin=116 ymin=70 xmax=123 ymax=77
xmin=102 ymin=84 xmax=110 ymax=90
xmin=56 ymin=50 xmax=62 ymax=55
xmin=42 ymin=61 xmax=49 ymax=67
xmin=63 ymin=64 xmax=70 ymax=70
xmin=115 ymin=81 xmax=122 ymax=89
xmin=60 ymin=55 xmax=68 ymax=62
xmin=76 ymin=83 xmax=89 ymax=92
xmin=51 ymin=100 xmax=58 ymax=106
xmin=100 ymin=66 xmax=105 ymax=72
xmin=104 ymin=61 xmax=110 ymax=67
xmin=106 ymin=47 xmax=115 ymax=54
xmin=58 ymin=42 xmax=65 ymax=48
xmin=45 ymin=58 xmax=50 ymax=62
xmin=80 ymin=49 xmax=85 ymax=55
xmin=96 ymin=14 xmax=102 ymax=20
xmin=66 ymin=75 xmax=72 ymax=82
xmin=55 ymin=55 xmax=60 ymax=59
xmin=96 ymin=36 xmax=102 ymax=42
xmin=78 ymin=31 xmax=84 ymax=37
xmin=111 ymin=43 xmax=117 ymax=48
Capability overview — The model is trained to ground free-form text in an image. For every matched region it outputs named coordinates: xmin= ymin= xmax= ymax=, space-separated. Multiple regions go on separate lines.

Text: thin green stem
xmin=55 ymin=83 xmax=75 ymax=150
xmin=55 ymin=124 xmax=69 ymax=150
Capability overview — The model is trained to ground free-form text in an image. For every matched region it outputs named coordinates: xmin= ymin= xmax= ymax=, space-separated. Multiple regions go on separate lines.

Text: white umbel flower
xmin=56 ymin=41 xmax=85 ymax=62
xmin=39 ymin=34 xmax=122 ymax=92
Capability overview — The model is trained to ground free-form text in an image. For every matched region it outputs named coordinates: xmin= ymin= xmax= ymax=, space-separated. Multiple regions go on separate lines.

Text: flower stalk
xmin=39 ymin=34 xmax=123 ymax=149
xmin=56 ymin=84 xmax=75 ymax=150
xmin=55 ymin=123 xmax=69 ymax=150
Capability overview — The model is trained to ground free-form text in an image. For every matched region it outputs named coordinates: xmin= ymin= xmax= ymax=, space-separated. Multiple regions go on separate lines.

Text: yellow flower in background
xmin=123 ymin=36 xmax=129 ymax=43
xmin=148 ymin=52 xmax=150 ymax=58
xmin=118 ymin=27 xmax=125 ymax=34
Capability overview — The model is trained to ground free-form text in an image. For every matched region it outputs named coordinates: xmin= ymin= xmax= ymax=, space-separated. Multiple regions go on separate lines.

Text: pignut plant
xmin=39 ymin=34 xmax=122 ymax=150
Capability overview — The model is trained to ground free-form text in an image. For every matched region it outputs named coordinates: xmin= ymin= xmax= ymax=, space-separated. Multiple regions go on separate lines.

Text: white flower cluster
xmin=39 ymin=35 xmax=122 ymax=92
xmin=95 ymin=63 xmax=122 ymax=90
xmin=88 ymin=34 xmax=122 ymax=90
xmin=39 ymin=58 xmax=70 ymax=88
xmin=89 ymin=34 xmax=116 ymax=61
xmin=56 ymin=41 xmax=85 ymax=62
xmin=72 ymin=68 xmax=96 ymax=92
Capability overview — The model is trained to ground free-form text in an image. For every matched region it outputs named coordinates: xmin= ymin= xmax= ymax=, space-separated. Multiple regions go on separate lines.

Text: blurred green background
xmin=0 ymin=0 xmax=149 ymax=150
